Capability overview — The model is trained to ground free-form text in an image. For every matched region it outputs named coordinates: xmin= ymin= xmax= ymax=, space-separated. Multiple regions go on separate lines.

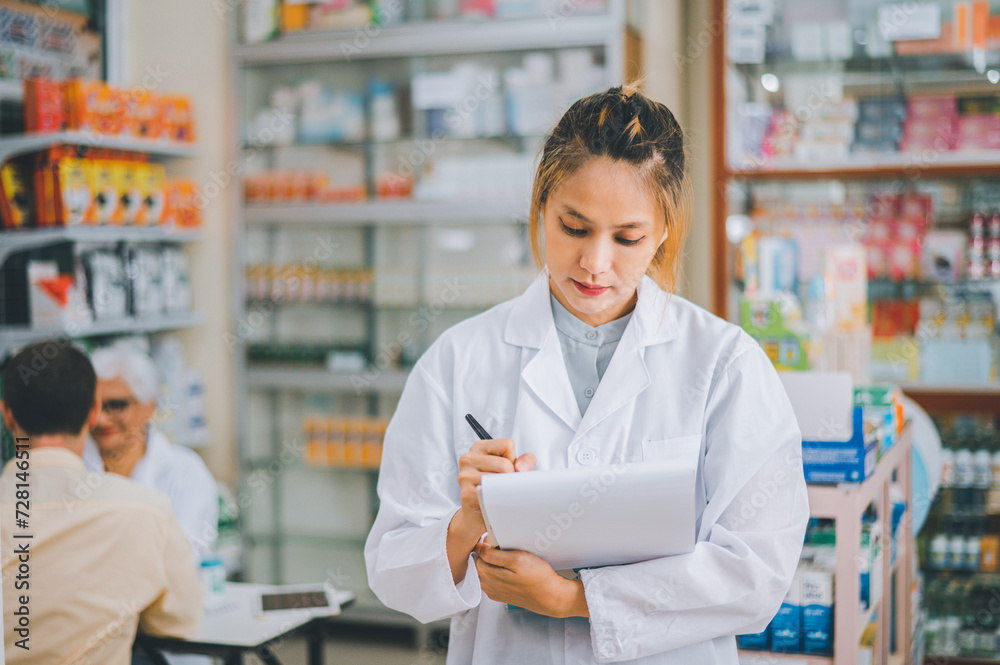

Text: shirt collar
xmin=550 ymin=293 xmax=631 ymax=346
xmin=2 ymin=447 xmax=86 ymax=475
xmin=505 ymin=272 xmax=679 ymax=349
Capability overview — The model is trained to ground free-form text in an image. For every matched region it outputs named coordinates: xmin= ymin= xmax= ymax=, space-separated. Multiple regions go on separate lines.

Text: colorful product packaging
xmin=142 ymin=163 xmax=167 ymax=225
xmin=65 ymin=79 xmax=125 ymax=135
xmin=771 ymin=567 xmax=803 ymax=652
xmin=23 ymin=77 xmax=66 ymax=132
xmin=0 ymin=159 xmax=31 ymax=229
xmin=802 ymin=567 xmax=835 ymax=655
xmin=802 ymin=406 xmax=877 ymax=483
xmin=113 ymin=159 xmax=140 ymax=224
xmin=162 ymin=95 xmax=196 ymax=143
xmin=739 ymin=297 xmax=812 ymax=370
xmin=89 ymin=159 xmax=119 ymax=225
xmin=46 ymin=153 xmax=92 ymax=226
xmin=126 ymin=87 xmax=164 ymax=140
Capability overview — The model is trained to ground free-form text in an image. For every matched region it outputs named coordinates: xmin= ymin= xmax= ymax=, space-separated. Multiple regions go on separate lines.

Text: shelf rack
xmin=738 ymin=427 xmax=913 ymax=665
xmin=246 ymin=366 xmax=409 ymax=393
xmin=0 ymin=226 xmax=201 ymax=265
xmin=708 ymin=1 xmax=1000 ymax=409
xmin=0 ymin=311 xmax=205 ymax=351
xmin=233 ymin=12 xmax=624 ymax=64
xmin=245 ymin=200 xmax=529 ymax=227
xmin=0 ymin=131 xmax=198 ymax=163
xmin=726 ymin=151 xmax=1000 ymax=182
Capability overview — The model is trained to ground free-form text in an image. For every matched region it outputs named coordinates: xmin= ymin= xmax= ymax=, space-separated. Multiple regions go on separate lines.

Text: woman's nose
xmin=580 ymin=239 xmax=612 ymax=276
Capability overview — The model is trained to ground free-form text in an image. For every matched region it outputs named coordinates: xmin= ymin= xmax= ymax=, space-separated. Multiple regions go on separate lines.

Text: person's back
xmin=0 ymin=341 xmax=202 ymax=664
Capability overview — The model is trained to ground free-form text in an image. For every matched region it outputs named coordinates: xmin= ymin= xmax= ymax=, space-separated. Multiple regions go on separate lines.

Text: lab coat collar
xmin=504 ymin=272 xmax=679 ymax=349
xmin=504 ymin=272 xmax=679 ymax=435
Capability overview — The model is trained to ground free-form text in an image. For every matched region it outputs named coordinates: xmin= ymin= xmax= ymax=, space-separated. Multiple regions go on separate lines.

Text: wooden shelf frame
xmin=739 ymin=428 xmax=913 ymax=665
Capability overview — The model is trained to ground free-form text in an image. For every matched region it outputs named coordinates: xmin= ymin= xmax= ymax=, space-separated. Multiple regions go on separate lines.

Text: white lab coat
xmin=84 ymin=429 xmax=219 ymax=563
xmin=365 ymin=274 xmax=809 ymax=664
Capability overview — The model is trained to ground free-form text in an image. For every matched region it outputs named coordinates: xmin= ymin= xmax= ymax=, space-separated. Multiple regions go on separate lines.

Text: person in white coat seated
xmin=84 ymin=346 xmax=218 ymax=563
xmin=365 ymin=85 xmax=810 ymax=664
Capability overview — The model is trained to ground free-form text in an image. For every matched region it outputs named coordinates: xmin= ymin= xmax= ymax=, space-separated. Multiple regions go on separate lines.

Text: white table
xmin=135 ymin=582 xmax=356 ymax=665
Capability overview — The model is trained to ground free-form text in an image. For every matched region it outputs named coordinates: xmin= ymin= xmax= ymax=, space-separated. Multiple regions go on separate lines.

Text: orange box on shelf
xmin=23 ymin=77 xmax=66 ymax=133
xmin=161 ymin=95 xmax=196 ymax=143
xmin=125 ymin=87 xmax=164 ymax=140
xmin=165 ymin=179 xmax=202 ymax=228
xmin=64 ymin=79 xmax=126 ymax=135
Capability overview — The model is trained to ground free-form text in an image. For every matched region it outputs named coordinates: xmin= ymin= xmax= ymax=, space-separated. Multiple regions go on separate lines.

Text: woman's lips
xmin=572 ymin=279 xmax=609 ymax=296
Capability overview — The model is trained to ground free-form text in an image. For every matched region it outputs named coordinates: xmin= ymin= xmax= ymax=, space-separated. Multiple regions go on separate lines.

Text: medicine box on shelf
xmin=802 ymin=406 xmax=876 ymax=484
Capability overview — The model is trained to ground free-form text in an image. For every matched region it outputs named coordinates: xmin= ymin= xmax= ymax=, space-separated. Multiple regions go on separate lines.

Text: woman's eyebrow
xmin=562 ymin=206 xmax=647 ymax=230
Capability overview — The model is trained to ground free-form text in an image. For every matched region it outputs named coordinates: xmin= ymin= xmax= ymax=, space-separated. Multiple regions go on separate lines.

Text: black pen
xmin=464 ymin=413 xmax=493 ymax=440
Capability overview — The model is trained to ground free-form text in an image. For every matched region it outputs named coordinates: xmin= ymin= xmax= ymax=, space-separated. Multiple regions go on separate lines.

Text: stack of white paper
xmin=477 ymin=460 xmax=696 ymax=570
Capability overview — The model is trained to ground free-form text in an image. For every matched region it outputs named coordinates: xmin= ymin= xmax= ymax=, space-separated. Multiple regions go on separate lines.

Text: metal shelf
xmin=244 ymin=200 xmax=528 ymax=226
xmin=0 ymin=226 xmax=202 ymax=265
xmin=0 ymin=311 xmax=205 ymax=349
xmin=246 ymin=366 xmax=410 ymax=393
xmin=0 ymin=132 xmax=198 ymax=163
xmin=234 ymin=13 xmax=620 ymax=64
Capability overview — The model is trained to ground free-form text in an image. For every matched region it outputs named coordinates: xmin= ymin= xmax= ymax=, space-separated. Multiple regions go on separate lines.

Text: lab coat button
xmin=584 ymin=387 xmax=595 ymax=398
xmin=586 ymin=331 xmax=598 ymax=340
xmin=576 ymin=448 xmax=597 ymax=465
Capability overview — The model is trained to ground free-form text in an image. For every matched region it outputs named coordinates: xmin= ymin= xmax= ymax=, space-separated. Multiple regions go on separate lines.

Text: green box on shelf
xmin=739 ymin=298 xmax=811 ymax=371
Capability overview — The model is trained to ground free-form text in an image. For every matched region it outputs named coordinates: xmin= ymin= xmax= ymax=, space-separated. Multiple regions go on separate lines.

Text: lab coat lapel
xmin=574 ymin=322 xmax=649 ymax=440
xmin=574 ymin=276 xmax=678 ymax=441
xmin=505 ymin=274 xmax=582 ymax=432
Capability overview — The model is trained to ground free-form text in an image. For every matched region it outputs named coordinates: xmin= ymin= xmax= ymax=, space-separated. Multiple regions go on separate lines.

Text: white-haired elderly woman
xmin=85 ymin=346 xmax=218 ymax=563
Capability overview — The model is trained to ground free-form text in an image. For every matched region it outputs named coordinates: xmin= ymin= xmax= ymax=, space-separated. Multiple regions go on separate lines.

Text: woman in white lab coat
xmin=365 ymin=86 xmax=809 ymax=664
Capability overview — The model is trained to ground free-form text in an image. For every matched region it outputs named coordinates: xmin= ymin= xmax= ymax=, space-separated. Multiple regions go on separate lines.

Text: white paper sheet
xmin=477 ymin=461 xmax=696 ymax=571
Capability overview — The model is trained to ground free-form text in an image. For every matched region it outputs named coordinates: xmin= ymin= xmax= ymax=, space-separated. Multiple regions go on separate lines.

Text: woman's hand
xmin=474 ymin=542 xmax=589 ymax=618
xmin=447 ymin=439 xmax=535 ymax=585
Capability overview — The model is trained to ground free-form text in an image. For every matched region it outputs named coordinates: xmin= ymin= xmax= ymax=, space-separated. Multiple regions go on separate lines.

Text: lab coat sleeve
xmin=365 ymin=361 xmax=482 ymax=623
xmin=171 ymin=454 xmax=219 ymax=563
xmin=580 ymin=343 xmax=809 ymax=662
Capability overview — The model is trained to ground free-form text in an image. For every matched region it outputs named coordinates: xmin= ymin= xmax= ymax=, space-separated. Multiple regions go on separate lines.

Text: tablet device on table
xmin=256 ymin=583 xmax=340 ymax=614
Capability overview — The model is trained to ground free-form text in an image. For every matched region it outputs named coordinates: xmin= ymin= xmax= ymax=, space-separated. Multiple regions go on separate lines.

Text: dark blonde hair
xmin=529 ymin=84 xmax=691 ymax=293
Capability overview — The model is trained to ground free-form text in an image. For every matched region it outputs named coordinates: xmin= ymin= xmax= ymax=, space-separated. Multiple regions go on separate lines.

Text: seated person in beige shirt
xmin=0 ymin=341 xmax=202 ymax=665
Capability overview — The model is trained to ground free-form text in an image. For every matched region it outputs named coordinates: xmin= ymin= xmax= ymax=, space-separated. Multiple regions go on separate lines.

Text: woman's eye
xmin=560 ymin=221 xmax=587 ymax=237
xmin=616 ymin=236 xmax=644 ymax=246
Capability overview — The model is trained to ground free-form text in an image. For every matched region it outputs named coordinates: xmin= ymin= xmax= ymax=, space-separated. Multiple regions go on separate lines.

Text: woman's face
xmin=90 ymin=377 xmax=155 ymax=458
xmin=543 ymin=157 xmax=667 ymax=327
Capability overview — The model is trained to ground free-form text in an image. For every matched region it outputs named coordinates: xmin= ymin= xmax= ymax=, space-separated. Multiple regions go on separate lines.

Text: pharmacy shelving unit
xmin=0 ymin=134 xmax=203 ymax=359
xmin=0 ymin=134 xmax=203 ymax=463
xmin=709 ymin=2 xmax=1000 ymax=427
xmin=738 ymin=427 xmax=914 ymax=665
xmin=230 ymin=1 xmax=642 ymax=631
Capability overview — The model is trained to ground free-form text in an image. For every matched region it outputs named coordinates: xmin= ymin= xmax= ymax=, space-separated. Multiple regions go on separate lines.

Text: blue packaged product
xmin=736 ymin=629 xmax=769 ymax=651
xmin=802 ymin=567 xmax=834 ymax=655
xmin=771 ymin=568 xmax=803 ymax=652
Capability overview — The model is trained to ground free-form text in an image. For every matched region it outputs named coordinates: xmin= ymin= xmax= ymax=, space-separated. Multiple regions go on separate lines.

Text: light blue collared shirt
xmin=550 ymin=294 xmax=632 ymax=417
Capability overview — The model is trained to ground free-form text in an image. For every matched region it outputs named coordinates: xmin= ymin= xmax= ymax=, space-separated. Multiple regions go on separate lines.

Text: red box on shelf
xmin=23 ymin=77 xmax=66 ymax=133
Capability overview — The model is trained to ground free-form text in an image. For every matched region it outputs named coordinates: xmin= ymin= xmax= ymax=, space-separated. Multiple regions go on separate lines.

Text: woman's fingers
xmin=514 ymin=452 xmax=536 ymax=472
xmin=470 ymin=438 xmax=517 ymax=462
